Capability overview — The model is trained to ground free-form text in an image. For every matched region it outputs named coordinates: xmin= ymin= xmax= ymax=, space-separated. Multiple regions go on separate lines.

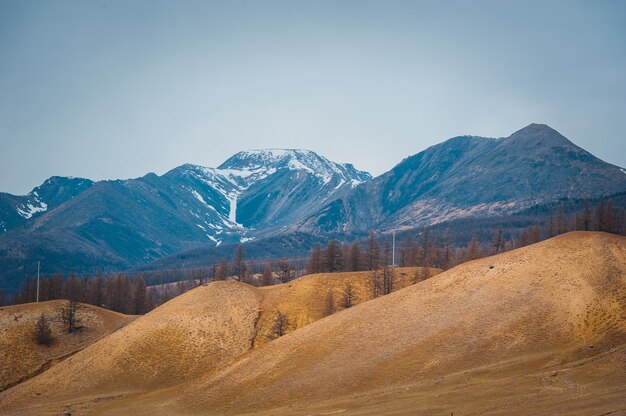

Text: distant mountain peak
xmin=218 ymin=148 xmax=371 ymax=185
xmin=508 ymin=123 xmax=571 ymax=145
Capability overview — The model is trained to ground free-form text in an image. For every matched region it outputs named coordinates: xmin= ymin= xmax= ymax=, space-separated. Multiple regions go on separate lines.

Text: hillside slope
xmin=178 ymin=232 xmax=626 ymax=416
xmin=1 ymin=234 xmax=625 ymax=415
xmin=0 ymin=301 xmax=135 ymax=392
xmin=0 ymin=267 xmax=435 ymax=414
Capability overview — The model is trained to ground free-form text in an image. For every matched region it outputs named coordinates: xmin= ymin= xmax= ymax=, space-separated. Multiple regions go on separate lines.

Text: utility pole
xmin=392 ymin=231 xmax=396 ymax=268
xmin=36 ymin=260 xmax=40 ymax=303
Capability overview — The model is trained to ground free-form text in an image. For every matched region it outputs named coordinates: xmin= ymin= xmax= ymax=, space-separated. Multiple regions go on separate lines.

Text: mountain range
xmin=296 ymin=123 xmax=626 ymax=233
xmin=1 ymin=123 xmax=625 ymax=292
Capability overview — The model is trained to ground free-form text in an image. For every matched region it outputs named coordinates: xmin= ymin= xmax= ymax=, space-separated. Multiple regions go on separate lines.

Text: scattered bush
xmin=34 ymin=313 xmax=54 ymax=346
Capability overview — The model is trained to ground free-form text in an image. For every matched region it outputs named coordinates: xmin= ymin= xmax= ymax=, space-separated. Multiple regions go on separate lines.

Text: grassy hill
xmin=1 ymin=233 xmax=625 ymax=415
xmin=0 ymin=301 xmax=135 ymax=393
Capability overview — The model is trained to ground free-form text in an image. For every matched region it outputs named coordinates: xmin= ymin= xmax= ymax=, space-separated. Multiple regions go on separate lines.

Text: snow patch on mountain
xmin=191 ymin=190 xmax=208 ymax=206
xmin=227 ymin=192 xmax=239 ymax=225
xmin=220 ymin=149 xmax=370 ymax=186
xmin=164 ymin=149 xmax=371 ymax=239
xmin=17 ymin=200 xmax=48 ymax=219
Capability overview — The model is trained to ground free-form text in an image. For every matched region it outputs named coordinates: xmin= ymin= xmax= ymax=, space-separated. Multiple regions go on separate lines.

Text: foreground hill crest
xmin=1 ymin=232 xmax=625 ymax=415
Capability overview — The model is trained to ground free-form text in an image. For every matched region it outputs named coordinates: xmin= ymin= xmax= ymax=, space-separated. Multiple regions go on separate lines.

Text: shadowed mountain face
xmin=0 ymin=177 xmax=93 ymax=233
xmin=0 ymin=124 xmax=625 ymax=293
xmin=220 ymin=150 xmax=370 ymax=233
xmin=0 ymin=150 xmax=370 ymax=292
xmin=297 ymin=124 xmax=626 ymax=233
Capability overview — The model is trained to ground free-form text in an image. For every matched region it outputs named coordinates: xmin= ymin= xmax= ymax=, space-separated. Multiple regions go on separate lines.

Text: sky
xmin=1 ymin=0 xmax=625 ymax=194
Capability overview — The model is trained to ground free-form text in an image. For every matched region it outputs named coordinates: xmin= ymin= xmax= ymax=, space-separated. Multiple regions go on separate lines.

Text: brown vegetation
xmin=1 ymin=232 xmax=625 ymax=416
xmin=0 ymin=300 xmax=135 ymax=393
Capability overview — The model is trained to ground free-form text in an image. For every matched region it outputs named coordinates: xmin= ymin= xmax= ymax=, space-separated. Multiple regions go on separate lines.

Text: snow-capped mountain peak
xmin=159 ymin=149 xmax=372 ymax=246
xmin=218 ymin=148 xmax=371 ymax=186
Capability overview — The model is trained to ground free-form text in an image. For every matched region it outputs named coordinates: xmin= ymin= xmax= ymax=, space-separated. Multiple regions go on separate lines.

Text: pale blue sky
xmin=1 ymin=0 xmax=625 ymax=194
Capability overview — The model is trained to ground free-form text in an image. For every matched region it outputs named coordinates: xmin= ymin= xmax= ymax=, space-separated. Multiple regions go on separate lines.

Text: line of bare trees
xmin=8 ymin=244 xmax=301 ymax=312
xmin=305 ymin=198 xmax=624 ymax=275
xmin=12 ymin=272 xmax=153 ymax=314
xmin=305 ymin=229 xmax=453 ymax=275
xmin=6 ymin=198 xmax=623 ymax=315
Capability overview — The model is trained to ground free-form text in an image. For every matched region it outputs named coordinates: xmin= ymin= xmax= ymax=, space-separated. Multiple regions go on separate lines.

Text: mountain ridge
xmin=295 ymin=123 xmax=626 ymax=233
xmin=1 ymin=124 xmax=625 ymax=293
xmin=0 ymin=149 xmax=371 ymax=292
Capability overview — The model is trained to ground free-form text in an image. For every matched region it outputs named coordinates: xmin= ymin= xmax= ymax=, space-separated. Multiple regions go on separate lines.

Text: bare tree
xmin=413 ymin=265 xmax=430 ymax=284
xmin=602 ymin=199 xmax=616 ymax=232
xmin=383 ymin=265 xmax=393 ymax=295
xmin=268 ymin=310 xmax=290 ymax=339
xmin=324 ymin=240 xmax=343 ymax=272
xmin=59 ymin=300 xmax=83 ymax=333
xmin=215 ymin=258 xmax=228 ymax=280
xmin=132 ymin=276 xmax=147 ymax=315
xmin=465 ymin=234 xmax=482 ymax=261
xmin=399 ymin=235 xmax=415 ymax=267
xmin=430 ymin=232 xmax=442 ymax=268
xmin=88 ymin=272 xmax=105 ymax=307
xmin=365 ymin=231 xmax=380 ymax=270
xmin=349 ymin=242 xmax=362 ymax=271
xmin=582 ymin=199 xmax=591 ymax=231
xmin=419 ymin=228 xmax=431 ymax=266
xmin=277 ymin=259 xmax=295 ymax=283
xmin=492 ymin=227 xmax=504 ymax=255
xmin=261 ymin=263 xmax=274 ymax=286
xmin=231 ymin=245 xmax=246 ymax=281
xmin=324 ymin=289 xmax=335 ymax=316
xmin=369 ymin=270 xmax=382 ymax=299
xmin=556 ymin=205 xmax=567 ymax=235
xmin=382 ymin=241 xmax=393 ymax=295
xmin=518 ymin=222 xmax=541 ymax=247
xmin=306 ymin=244 xmax=323 ymax=274
xmin=191 ymin=267 xmax=208 ymax=286
xmin=34 ymin=313 xmax=54 ymax=346
xmin=340 ymin=282 xmax=358 ymax=308
xmin=64 ymin=273 xmax=82 ymax=302
xmin=443 ymin=229 xmax=453 ymax=269
xmin=422 ymin=265 xmax=430 ymax=281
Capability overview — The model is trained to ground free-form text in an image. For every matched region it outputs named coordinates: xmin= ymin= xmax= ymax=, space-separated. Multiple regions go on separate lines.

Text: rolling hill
xmin=1 ymin=232 xmax=624 ymax=415
xmin=0 ymin=266 xmax=436 ymax=414
xmin=0 ymin=301 xmax=135 ymax=393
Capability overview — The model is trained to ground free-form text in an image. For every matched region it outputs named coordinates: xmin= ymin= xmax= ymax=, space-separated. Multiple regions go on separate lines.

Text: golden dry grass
xmin=0 ymin=301 xmax=135 ymax=392
xmin=0 ymin=267 xmax=435 ymax=415
xmin=253 ymin=267 xmax=438 ymax=348
xmin=2 ymin=232 xmax=626 ymax=415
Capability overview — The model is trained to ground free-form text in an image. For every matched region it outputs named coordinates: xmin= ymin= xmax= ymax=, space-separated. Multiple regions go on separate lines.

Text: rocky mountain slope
xmin=1 ymin=232 xmax=624 ymax=415
xmin=297 ymin=124 xmax=626 ymax=233
xmin=0 ymin=150 xmax=369 ymax=293
xmin=0 ymin=176 xmax=93 ymax=233
xmin=1 ymin=124 xmax=625 ymax=294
